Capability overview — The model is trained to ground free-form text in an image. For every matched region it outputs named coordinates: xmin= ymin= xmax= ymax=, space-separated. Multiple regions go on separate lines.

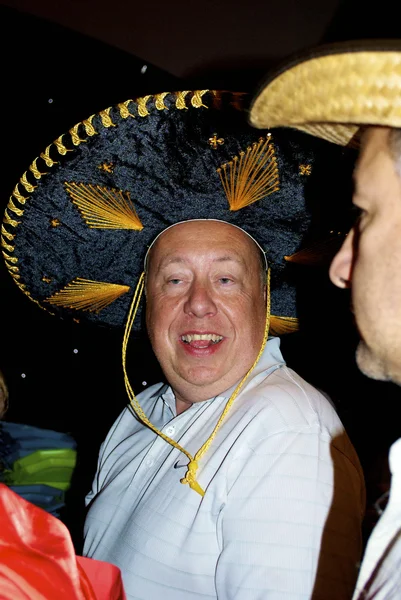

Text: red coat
xmin=0 ymin=484 xmax=126 ymax=600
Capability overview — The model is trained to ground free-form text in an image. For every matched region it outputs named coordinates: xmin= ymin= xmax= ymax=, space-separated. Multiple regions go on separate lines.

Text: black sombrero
xmin=2 ymin=89 xmax=355 ymax=334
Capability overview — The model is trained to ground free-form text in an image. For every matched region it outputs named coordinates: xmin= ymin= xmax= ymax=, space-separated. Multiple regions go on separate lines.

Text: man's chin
xmin=355 ymin=341 xmax=400 ymax=385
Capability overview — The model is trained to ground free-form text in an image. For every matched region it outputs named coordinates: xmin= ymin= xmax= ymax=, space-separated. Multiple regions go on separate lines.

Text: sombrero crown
xmin=2 ymin=89 xmax=355 ymax=333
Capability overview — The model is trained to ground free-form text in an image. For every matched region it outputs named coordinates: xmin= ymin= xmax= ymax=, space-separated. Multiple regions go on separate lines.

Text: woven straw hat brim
xmin=250 ymin=42 xmax=401 ymax=146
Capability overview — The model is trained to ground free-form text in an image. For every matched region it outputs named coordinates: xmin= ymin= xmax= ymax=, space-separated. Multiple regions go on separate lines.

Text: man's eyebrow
xmin=214 ymin=255 xmax=244 ymax=264
xmin=156 ymin=257 xmax=186 ymax=273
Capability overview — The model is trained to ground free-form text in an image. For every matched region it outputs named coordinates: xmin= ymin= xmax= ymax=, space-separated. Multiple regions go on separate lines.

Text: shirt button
xmin=144 ymin=458 xmax=154 ymax=467
xmin=165 ymin=425 xmax=175 ymax=436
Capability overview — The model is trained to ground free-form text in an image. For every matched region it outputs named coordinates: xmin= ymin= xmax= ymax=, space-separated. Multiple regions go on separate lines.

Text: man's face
xmin=330 ymin=127 xmax=401 ymax=385
xmin=145 ymin=221 xmax=266 ymax=409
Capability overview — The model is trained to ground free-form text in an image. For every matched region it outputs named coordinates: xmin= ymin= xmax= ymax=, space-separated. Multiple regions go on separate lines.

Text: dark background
xmin=1 ymin=0 xmax=400 ymax=549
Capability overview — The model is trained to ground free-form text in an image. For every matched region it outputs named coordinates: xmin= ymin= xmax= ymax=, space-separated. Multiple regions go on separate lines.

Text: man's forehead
xmin=355 ymin=127 xmax=389 ymax=179
xmin=360 ymin=126 xmax=390 ymax=156
xmin=156 ymin=250 xmax=247 ymax=268
xmin=145 ymin=219 xmax=267 ymax=270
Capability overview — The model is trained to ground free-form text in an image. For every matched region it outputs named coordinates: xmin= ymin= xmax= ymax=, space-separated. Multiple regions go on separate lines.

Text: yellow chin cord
xmin=122 ymin=269 xmax=271 ymax=497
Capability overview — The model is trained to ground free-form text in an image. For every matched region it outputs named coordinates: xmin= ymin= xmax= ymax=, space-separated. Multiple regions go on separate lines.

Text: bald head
xmin=145 ymin=220 xmax=266 ymax=286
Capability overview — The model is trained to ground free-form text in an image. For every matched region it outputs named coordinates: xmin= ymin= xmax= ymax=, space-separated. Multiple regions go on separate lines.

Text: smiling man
xmin=2 ymin=90 xmax=364 ymax=599
xmin=83 ymin=221 xmax=364 ymax=600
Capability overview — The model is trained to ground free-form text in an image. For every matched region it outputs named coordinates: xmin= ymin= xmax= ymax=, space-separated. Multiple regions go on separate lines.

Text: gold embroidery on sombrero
xmin=20 ymin=172 xmax=36 ymax=193
xmin=284 ymin=234 xmax=345 ymax=266
xmin=269 ymin=315 xmax=299 ymax=336
xmin=191 ymin=90 xmax=208 ymax=108
xmin=65 ymin=182 xmax=144 ymax=231
xmin=15 ymin=280 xmax=28 ymax=293
xmin=6 ymin=265 xmax=19 ymax=274
xmin=2 ymin=253 xmax=18 ymax=264
xmin=46 ymin=278 xmax=130 ymax=312
xmin=99 ymin=107 xmax=116 ymax=128
xmin=42 ymin=276 xmax=52 ymax=283
xmin=155 ymin=92 xmax=169 ymax=111
xmin=11 ymin=184 xmax=28 ymax=204
xmin=8 ymin=199 xmax=24 ymax=218
xmin=137 ymin=95 xmax=152 ymax=117
xmin=1 ymin=90 xmax=228 ymax=314
xmin=3 ymin=209 xmax=19 ymax=228
xmin=54 ymin=135 xmax=70 ymax=156
xmin=82 ymin=114 xmax=98 ymax=136
xmin=208 ymin=133 xmax=224 ymax=149
xmin=0 ymin=247 xmax=27 ymax=296
xmin=175 ymin=91 xmax=190 ymax=110
xmin=2 ymin=194 xmax=25 ymax=264
xmin=40 ymin=145 xmax=59 ymax=167
xmin=1 ymin=225 xmax=15 ymax=242
xmin=1 ymin=238 xmax=14 ymax=253
xmin=69 ymin=123 xmax=87 ymax=146
xmin=30 ymin=158 xmax=47 ymax=180
xmin=98 ymin=162 xmax=114 ymax=174
xmin=217 ymin=134 xmax=279 ymax=211
xmin=117 ymin=101 xmax=136 ymax=119
xmin=299 ymin=164 xmax=312 ymax=176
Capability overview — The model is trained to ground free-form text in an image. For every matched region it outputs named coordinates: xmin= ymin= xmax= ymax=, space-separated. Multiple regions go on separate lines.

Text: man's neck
xmin=176 ymin=397 xmax=192 ymax=415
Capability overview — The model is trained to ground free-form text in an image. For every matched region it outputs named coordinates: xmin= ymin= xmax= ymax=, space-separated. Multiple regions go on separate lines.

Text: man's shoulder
xmin=234 ymin=366 xmax=364 ymax=475
xmin=240 ymin=363 xmax=342 ymax=433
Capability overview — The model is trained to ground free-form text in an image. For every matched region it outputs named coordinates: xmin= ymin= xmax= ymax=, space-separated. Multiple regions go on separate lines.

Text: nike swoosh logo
xmin=173 ymin=461 xmax=186 ymax=469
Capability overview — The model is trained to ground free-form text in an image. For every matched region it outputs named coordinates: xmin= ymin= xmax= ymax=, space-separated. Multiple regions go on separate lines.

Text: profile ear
xmin=329 ymin=228 xmax=355 ymax=289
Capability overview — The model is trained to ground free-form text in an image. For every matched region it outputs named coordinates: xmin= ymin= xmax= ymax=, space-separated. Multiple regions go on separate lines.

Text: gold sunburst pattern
xmin=217 ymin=134 xmax=280 ymax=211
xmin=65 ymin=182 xmax=144 ymax=230
xmin=46 ymin=278 xmax=131 ymax=313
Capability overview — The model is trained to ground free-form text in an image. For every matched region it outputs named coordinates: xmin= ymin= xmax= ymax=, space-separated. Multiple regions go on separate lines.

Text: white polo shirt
xmin=353 ymin=438 xmax=401 ymax=600
xmin=84 ymin=338 xmax=365 ymax=599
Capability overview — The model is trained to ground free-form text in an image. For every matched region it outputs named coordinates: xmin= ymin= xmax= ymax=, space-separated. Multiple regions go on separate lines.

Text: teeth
xmin=181 ymin=333 xmax=223 ymax=343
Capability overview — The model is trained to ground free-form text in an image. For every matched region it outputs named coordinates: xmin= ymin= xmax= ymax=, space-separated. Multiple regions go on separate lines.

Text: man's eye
xmin=219 ymin=278 xmax=233 ymax=284
xmin=350 ymin=205 xmax=364 ymax=220
xmin=168 ymin=278 xmax=182 ymax=285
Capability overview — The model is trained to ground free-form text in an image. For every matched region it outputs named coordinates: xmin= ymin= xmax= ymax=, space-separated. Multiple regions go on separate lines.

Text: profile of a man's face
xmin=145 ymin=220 xmax=267 ymax=409
xmin=330 ymin=126 xmax=401 ymax=385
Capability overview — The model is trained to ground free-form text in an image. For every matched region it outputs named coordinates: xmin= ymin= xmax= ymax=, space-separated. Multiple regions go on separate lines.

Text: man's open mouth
xmin=181 ymin=333 xmax=223 ymax=348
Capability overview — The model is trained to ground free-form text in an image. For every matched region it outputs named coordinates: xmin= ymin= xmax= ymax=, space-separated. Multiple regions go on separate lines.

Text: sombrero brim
xmin=1 ymin=89 xmax=356 ymax=332
xmin=249 ymin=40 xmax=401 ymax=146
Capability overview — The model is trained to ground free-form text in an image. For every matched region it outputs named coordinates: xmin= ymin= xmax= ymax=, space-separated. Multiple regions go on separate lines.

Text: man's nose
xmin=184 ymin=282 xmax=217 ymax=318
xmin=329 ymin=228 xmax=355 ymax=289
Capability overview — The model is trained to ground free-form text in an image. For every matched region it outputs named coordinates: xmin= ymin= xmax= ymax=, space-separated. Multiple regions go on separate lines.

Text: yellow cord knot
xmin=180 ymin=460 xmax=205 ymax=497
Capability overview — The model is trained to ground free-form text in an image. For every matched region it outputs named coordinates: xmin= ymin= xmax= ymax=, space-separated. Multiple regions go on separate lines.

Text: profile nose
xmin=184 ymin=281 xmax=217 ymax=318
xmin=329 ymin=228 xmax=355 ymax=289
